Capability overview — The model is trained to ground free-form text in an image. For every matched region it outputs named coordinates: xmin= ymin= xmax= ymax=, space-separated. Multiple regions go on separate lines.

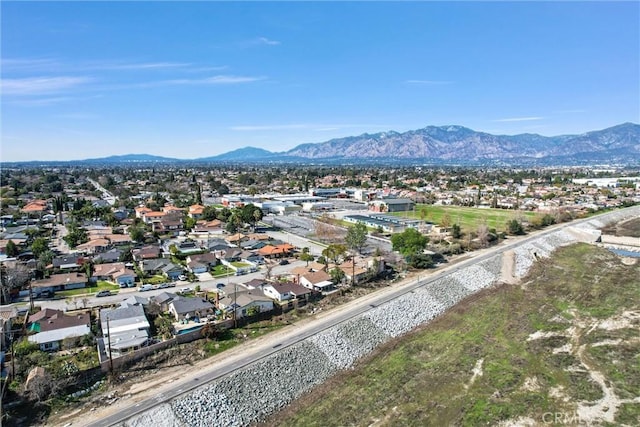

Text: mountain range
xmin=5 ymin=123 xmax=640 ymax=166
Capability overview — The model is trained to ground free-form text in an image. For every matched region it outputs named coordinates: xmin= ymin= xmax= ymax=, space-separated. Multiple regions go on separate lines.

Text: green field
xmin=269 ymin=244 xmax=640 ymax=426
xmin=396 ymin=205 xmax=541 ymax=233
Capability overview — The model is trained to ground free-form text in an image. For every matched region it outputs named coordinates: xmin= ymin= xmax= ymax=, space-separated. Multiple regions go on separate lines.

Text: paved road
xmin=84 ymin=210 xmax=608 ymax=427
xmin=87 ymin=178 xmax=117 ymax=206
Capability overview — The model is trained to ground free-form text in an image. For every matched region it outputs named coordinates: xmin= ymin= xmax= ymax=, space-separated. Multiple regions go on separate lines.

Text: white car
xmin=178 ymin=275 xmax=187 ymax=281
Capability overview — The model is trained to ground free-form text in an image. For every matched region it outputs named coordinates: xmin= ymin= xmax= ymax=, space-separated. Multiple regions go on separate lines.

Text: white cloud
xmin=90 ymin=61 xmax=192 ymax=71
xmin=162 ymin=75 xmax=267 ymax=85
xmin=2 ymin=57 xmax=224 ymax=74
xmin=257 ymin=37 xmax=281 ymax=46
xmin=6 ymin=97 xmax=75 ymax=107
xmin=231 ymin=124 xmax=309 ymax=131
xmin=405 ymin=80 xmax=453 ymax=85
xmin=1 ymin=58 xmax=60 ymax=72
xmin=492 ymin=116 xmax=544 ymax=122
xmin=54 ymin=112 xmax=100 ymax=120
xmin=1 ymin=76 xmax=93 ymax=96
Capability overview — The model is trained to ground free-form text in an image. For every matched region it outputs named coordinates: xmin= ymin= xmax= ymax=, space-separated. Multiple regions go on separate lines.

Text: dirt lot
xmin=601 ymin=216 xmax=640 ymax=238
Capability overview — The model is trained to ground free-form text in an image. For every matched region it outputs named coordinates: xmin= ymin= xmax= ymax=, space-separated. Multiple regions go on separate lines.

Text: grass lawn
xmin=269 ymin=244 xmax=640 ymax=427
xmin=144 ymin=275 xmax=169 ymax=285
xmin=56 ymin=281 xmax=120 ymax=297
xmin=231 ymin=261 xmax=251 ymax=268
xmin=395 ymin=205 xmax=541 ymax=233
xmin=212 ymin=265 xmax=235 ymax=277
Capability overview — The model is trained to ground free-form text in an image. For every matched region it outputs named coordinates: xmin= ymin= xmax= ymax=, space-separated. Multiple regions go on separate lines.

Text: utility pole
xmin=352 ymin=253 xmax=356 ymax=287
xmin=233 ymin=282 xmax=237 ymax=329
xmin=106 ymin=314 xmax=113 ymax=375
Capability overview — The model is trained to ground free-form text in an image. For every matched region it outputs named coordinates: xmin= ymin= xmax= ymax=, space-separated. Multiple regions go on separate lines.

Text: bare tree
xmin=264 ymin=260 xmax=276 ymax=280
xmin=477 ymin=223 xmax=490 ymax=248
xmin=313 ymin=219 xmax=339 ymax=243
xmin=440 ymin=213 xmax=452 ymax=229
xmin=0 ymin=262 xmax=31 ymax=305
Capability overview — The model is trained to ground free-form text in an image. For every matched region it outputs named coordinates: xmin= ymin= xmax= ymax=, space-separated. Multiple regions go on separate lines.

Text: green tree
xmin=329 ymin=267 xmax=346 ymax=285
xmin=391 ymin=228 xmax=429 ymax=257
xmin=63 ymin=224 xmax=88 ymax=248
xmin=322 ymin=244 xmax=347 ymax=264
xmin=5 ymin=239 xmax=19 ymax=257
xmin=129 ymin=226 xmax=145 ymax=243
xmin=202 ymin=206 xmax=218 ymax=221
xmin=154 ymin=316 xmax=174 ymax=340
xmin=507 ymin=219 xmax=525 ymax=235
xmin=300 ymin=247 xmax=314 ymax=266
xmin=345 ymin=222 xmax=368 ymax=254
xmin=184 ymin=216 xmax=197 ymax=231
xmin=31 ymin=237 xmax=48 ymax=258
xmin=451 ymin=223 xmax=462 ymax=239
xmin=408 ymin=253 xmax=435 ymax=269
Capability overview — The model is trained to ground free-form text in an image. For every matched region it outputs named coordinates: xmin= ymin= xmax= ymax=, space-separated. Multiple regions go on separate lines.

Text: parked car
xmin=279 ymin=259 xmax=289 ymax=265
xmin=39 ymin=290 xmax=54 ymax=299
xmin=216 ymin=283 xmax=225 ymax=289
xmin=178 ymin=275 xmax=187 ymax=281
xmin=159 ymin=282 xmax=171 ymax=289
xmin=180 ymin=287 xmax=192 ymax=294
xmin=96 ymin=290 xmax=112 ymax=297
xmin=138 ymin=284 xmax=154 ymax=292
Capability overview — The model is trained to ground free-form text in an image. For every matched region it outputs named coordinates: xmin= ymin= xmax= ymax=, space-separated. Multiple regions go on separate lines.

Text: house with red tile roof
xmin=21 ymin=199 xmax=48 ymax=214
xmin=188 ymin=204 xmax=205 ymax=219
xmin=134 ymin=206 xmax=153 ymax=219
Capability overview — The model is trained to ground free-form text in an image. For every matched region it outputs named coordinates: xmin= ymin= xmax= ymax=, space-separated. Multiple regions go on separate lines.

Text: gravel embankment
xmin=365 ymin=288 xmax=447 ymax=338
xmin=171 ymin=341 xmax=335 ymax=427
xmin=311 ymin=316 xmax=389 ymax=370
xmin=125 ymin=403 xmax=184 ymax=427
xmin=125 ymin=207 xmax=640 ymax=427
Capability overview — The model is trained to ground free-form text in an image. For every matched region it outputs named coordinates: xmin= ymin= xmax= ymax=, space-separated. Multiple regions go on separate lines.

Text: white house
xmin=99 ymin=304 xmax=150 ymax=357
xmin=262 ymin=282 xmax=312 ymax=302
xmin=299 ymin=270 xmax=335 ymax=293
xmin=27 ymin=309 xmax=91 ymax=351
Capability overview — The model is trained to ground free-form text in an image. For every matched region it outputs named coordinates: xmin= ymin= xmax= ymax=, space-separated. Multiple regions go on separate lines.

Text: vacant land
xmin=395 ymin=205 xmax=540 ymax=234
xmin=601 ymin=216 xmax=640 ymax=238
xmin=268 ymin=244 xmax=639 ymax=426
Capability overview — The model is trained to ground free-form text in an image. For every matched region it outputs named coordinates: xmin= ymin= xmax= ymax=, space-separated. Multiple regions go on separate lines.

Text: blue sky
xmin=1 ymin=1 xmax=638 ymax=161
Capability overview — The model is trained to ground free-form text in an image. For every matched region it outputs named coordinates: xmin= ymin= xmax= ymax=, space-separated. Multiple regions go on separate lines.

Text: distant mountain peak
xmin=284 ymin=123 xmax=640 ymax=164
xmin=196 ymin=146 xmax=276 ymax=161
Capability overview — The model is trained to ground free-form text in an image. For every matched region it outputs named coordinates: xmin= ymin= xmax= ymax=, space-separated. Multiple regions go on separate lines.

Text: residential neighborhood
xmin=0 ymin=164 xmax=639 ymax=424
